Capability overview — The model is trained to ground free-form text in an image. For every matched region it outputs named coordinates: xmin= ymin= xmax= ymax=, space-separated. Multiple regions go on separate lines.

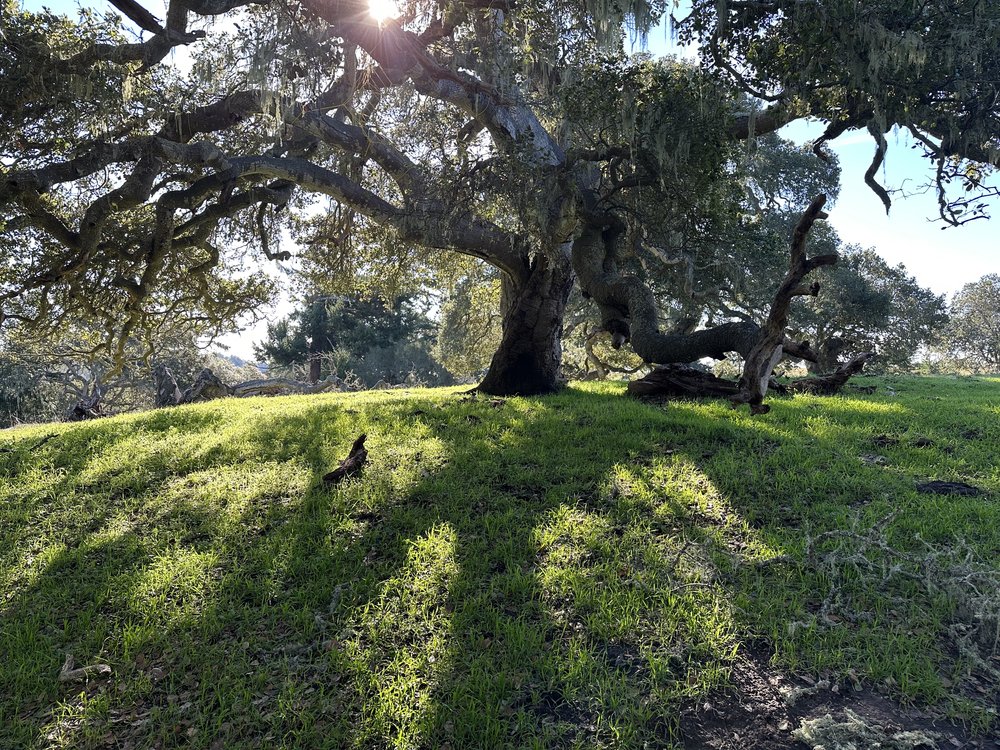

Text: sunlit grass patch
xmin=127 ymin=547 xmax=223 ymax=629
xmin=343 ymin=523 xmax=459 ymax=749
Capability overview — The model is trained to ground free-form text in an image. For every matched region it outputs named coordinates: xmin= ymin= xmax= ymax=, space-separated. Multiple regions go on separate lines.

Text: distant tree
xmin=256 ymin=295 xmax=450 ymax=386
xmin=790 ymin=248 xmax=947 ymax=372
xmin=0 ymin=322 xmax=252 ymax=424
xmin=942 ymin=275 xmax=1000 ymax=372
xmin=434 ymin=266 xmax=503 ymax=380
xmin=0 ymin=341 xmax=56 ymax=426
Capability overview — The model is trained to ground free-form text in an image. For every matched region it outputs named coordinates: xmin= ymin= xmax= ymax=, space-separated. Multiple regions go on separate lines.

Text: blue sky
xmin=18 ymin=0 xmax=999 ymax=356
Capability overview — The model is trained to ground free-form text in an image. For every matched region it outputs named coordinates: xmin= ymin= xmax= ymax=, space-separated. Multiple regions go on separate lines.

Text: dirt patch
xmin=680 ymin=646 xmax=992 ymax=749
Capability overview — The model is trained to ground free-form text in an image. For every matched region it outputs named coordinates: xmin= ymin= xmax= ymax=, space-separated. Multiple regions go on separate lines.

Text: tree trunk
xmin=308 ymin=354 xmax=321 ymax=384
xmin=153 ymin=364 xmax=183 ymax=407
xmin=477 ymin=254 xmax=574 ymax=396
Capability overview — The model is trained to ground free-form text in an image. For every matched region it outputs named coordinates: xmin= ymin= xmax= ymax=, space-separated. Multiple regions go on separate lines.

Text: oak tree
xmin=2 ymin=0 xmax=997 ymax=404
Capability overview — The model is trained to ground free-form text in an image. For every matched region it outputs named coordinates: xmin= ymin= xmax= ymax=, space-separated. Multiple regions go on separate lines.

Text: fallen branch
xmin=627 ymin=355 xmax=873 ymax=404
xmin=627 ymin=364 xmax=793 ymax=402
xmin=784 ymin=353 xmax=874 ymax=395
xmin=154 ymin=367 xmax=349 ymax=407
xmin=66 ymin=389 xmax=105 ymax=421
xmin=58 ymin=654 xmax=111 ymax=683
xmin=230 ymin=377 xmax=345 ymax=398
xmin=153 ymin=364 xmax=183 ymax=407
xmin=628 ymin=364 xmax=741 ymax=399
xmin=323 ymin=434 xmax=368 ymax=484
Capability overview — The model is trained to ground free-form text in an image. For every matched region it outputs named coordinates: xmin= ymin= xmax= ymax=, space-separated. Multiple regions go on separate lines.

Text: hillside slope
xmin=1 ymin=377 xmax=998 ymax=748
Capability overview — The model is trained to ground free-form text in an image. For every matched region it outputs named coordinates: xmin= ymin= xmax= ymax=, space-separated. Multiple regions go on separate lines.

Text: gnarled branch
xmin=733 ymin=194 xmax=836 ymax=412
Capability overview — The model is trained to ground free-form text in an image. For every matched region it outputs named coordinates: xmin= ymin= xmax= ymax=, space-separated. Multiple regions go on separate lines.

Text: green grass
xmin=1 ymin=376 xmax=998 ymax=748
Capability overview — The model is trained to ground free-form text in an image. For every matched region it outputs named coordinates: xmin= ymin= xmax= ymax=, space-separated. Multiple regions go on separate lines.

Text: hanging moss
xmin=793 ymin=710 xmax=939 ymax=750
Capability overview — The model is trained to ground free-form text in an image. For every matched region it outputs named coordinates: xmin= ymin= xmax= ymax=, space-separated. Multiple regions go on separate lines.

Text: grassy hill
xmin=1 ymin=377 xmax=998 ymax=748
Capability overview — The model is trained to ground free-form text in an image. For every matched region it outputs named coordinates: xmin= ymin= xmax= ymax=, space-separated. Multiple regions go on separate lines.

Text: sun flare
xmin=368 ymin=0 xmax=399 ymax=24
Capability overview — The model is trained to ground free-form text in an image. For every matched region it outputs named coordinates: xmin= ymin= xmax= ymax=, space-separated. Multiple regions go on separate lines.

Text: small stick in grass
xmin=0 ymin=433 xmax=57 ymax=454
xmin=323 ymin=434 xmax=368 ymax=484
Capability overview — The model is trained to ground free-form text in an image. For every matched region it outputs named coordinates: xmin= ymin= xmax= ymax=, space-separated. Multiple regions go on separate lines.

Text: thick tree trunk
xmin=477 ymin=254 xmax=574 ymax=396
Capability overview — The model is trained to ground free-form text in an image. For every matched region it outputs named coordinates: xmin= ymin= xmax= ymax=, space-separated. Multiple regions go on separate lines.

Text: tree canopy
xmin=2 ymin=0 xmax=998 ymax=402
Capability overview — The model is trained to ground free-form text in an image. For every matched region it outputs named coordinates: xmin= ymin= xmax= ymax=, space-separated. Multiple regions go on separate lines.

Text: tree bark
xmin=732 ymin=195 xmax=836 ymax=412
xmin=477 ymin=253 xmax=574 ymax=396
xmin=308 ymin=354 xmax=321 ymax=384
xmin=153 ymin=364 xmax=183 ymax=407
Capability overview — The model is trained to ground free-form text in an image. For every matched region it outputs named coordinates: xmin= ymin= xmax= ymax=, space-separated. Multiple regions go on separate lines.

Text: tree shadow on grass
xmin=1 ymin=382 xmax=997 ymax=748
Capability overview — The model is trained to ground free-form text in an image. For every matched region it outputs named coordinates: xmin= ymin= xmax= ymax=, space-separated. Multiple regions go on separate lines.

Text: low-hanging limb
xmin=571 ymin=217 xmax=768 ymax=364
xmin=573 ymin=195 xmax=835 ymax=412
xmin=572 ymin=208 xmax=822 ymax=353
